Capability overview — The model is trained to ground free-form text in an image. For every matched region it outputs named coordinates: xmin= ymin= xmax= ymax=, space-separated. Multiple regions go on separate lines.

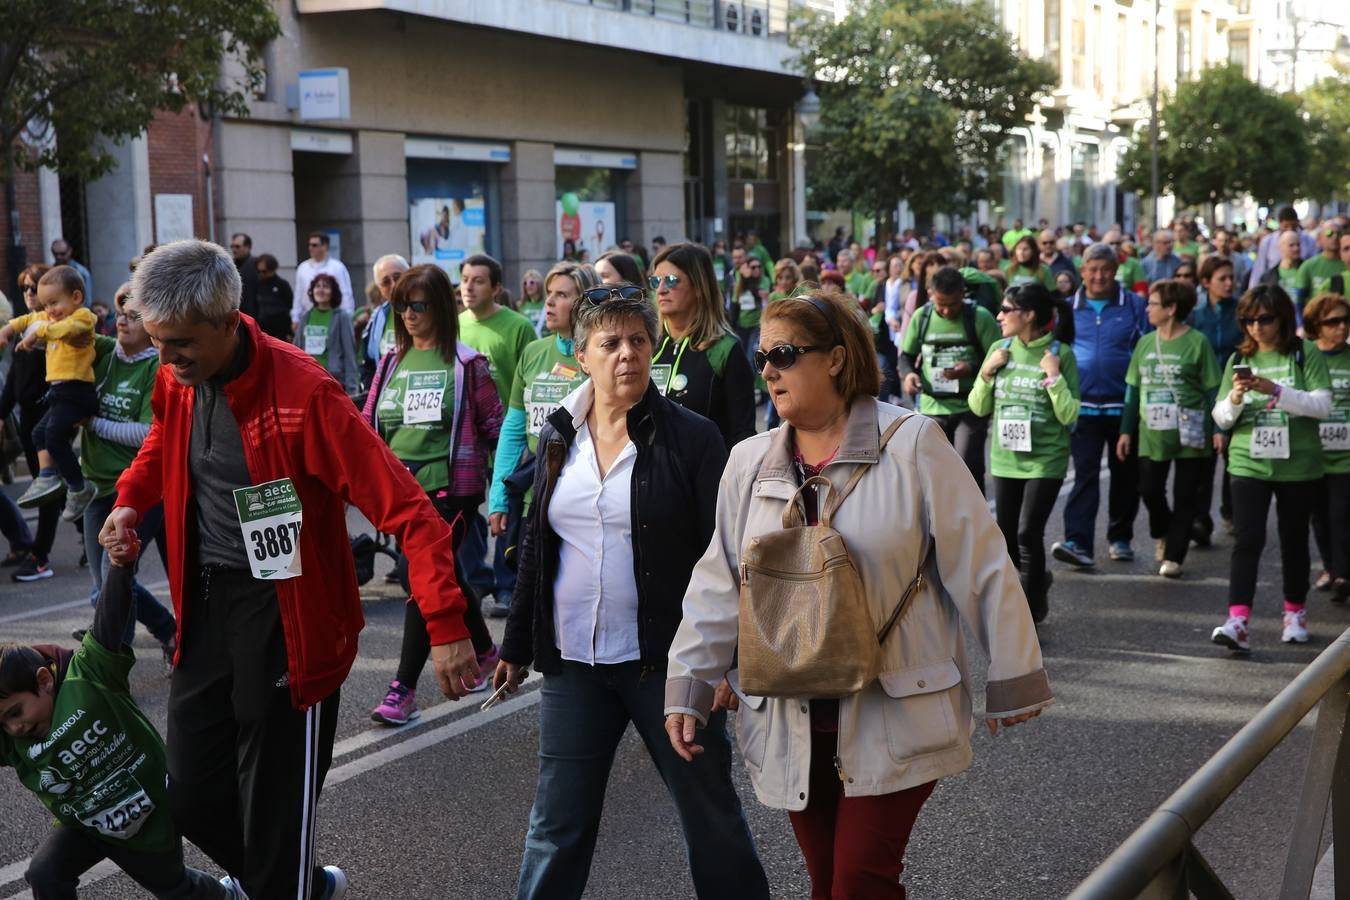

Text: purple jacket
xmin=363 ymin=342 xmax=503 ymax=498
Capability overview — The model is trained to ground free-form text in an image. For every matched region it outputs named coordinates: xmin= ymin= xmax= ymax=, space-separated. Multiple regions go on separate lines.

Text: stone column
xmin=500 ymin=141 xmax=555 ymax=289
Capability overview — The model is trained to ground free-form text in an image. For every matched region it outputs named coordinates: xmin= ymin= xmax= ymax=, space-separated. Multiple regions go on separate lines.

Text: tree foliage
xmin=1297 ymin=68 xmax=1350 ymax=203
xmin=1118 ymin=64 xmax=1308 ymax=210
xmin=0 ymin=0 xmax=280 ymax=181
xmin=790 ymin=0 xmax=1056 ymax=222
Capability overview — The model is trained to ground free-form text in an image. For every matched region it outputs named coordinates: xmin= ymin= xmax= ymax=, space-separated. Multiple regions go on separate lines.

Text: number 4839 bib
xmin=234 ymin=478 xmax=303 ymax=580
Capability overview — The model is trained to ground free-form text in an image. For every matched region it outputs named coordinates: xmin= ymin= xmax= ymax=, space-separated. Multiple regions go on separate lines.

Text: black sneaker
xmin=12 ymin=555 xmax=53 ymax=582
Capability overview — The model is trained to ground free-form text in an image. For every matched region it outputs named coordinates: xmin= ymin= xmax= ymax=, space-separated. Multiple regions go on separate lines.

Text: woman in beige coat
xmin=664 ymin=290 xmax=1053 ymax=899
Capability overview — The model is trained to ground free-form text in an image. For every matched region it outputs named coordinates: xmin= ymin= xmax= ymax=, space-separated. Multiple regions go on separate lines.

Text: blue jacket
xmin=1071 ymin=285 xmax=1150 ymax=411
xmin=1188 ymin=292 xmax=1241 ymax=369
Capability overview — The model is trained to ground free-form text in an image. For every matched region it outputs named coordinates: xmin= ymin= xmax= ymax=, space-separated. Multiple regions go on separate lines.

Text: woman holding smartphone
xmin=1210 ymin=284 xmax=1331 ymax=653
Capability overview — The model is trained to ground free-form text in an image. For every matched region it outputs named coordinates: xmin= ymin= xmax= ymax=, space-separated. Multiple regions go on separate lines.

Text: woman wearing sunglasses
xmin=649 ymin=242 xmax=757 ymax=449
xmin=1210 ymin=284 xmax=1332 ymax=652
xmin=491 ymin=289 xmax=769 ymax=900
xmin=666 ymin=290 xmax=1050 ymax=898
xmin=968 ymin=283 xmax=1080 ymax=623
xmin=362 ymin=264 xmax=504 ymax=724
xmin=487 ymin=262 xmax=598 ymax=536
xmin=1302 ymin=293 xmax=1350 ymax=601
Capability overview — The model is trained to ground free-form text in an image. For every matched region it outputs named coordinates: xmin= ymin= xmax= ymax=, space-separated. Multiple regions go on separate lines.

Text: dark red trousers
xmin=788 ymin=728 xmax=936 ymax=899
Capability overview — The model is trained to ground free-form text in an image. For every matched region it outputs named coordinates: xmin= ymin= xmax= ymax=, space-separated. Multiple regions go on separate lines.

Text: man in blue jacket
xmin=1052 ymin=243 xmax=1151 ymax=567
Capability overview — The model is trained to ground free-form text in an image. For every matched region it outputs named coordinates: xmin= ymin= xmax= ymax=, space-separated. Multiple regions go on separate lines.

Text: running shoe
xmin=1333 ymin=578 xmax=1349 ymax=604
xmin=486 ymin=595 xmax=511 ymax=619
xmin=1211 ymin=616 xmax=1250 ymax=653
xmin=1159 ymin=561 xmax=1183 ymax=579
xmin=469 ymin=644 xmax=500 ymax=693
xmin=11 ymin=555 xmax=52 ymax=582
xmin=370 ymin=680 xmax=419 ymax=726
xmin=1190 ymin=519 xmax=1212 ymax=548
xmin=1051 ymin=540 xmax=1094 ymax=568
xmin=1108 ymin=541 xmax=1135 ymax=562
xmin=1281 ymin=608 xmax=1309 ymax=644
xmin=1154 ymin=539 xmax=1165 ymax=562
xmin=17 ymin=474 xmax=64 ymax=508
xmin=61 ymin=482 xmax=97 ymax=522
xmin=1 ymin=549 xmax=27 ymax=567
xmin=1314 ymin=570 xmax=1333 ymax=592
xmin=316 ymin=866 xmax=348 ymax=900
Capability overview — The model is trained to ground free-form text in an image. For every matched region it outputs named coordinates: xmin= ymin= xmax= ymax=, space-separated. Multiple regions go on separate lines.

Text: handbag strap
xmin=819 ymin=414 xmax=912 ymax=527
xmin=877 ymin=540 xmax=936 ymax=644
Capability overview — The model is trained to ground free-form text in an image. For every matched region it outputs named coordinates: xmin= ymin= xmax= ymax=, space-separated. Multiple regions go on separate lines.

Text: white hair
xmin=372 ymin=254 xmax=409 ymax=279
xmin=132 ymin=240 xmax=240 ymax=325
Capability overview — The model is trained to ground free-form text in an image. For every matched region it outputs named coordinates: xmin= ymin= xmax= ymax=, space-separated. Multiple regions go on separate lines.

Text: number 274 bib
xmin=233 ymin=478 xmax=303 ymax=580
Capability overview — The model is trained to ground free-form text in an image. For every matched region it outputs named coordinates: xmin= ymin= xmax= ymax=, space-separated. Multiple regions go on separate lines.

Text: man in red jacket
xmin=99 ymin=240 xmax=478 ymax=900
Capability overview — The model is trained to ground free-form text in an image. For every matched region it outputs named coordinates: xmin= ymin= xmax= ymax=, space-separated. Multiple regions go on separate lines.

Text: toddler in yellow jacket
xmin=0 ymin=266 xmax=100 ymax=521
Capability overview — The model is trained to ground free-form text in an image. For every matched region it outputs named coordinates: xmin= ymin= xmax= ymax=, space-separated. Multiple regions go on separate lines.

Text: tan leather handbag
xmin=737 ymin=416 xmax=933 ymax=698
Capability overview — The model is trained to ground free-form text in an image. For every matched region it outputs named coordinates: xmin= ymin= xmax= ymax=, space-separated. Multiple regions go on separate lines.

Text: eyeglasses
xmin=998 ymin=304 xmax=1026 ymax=315
xmin=648 ymin=274 xmax=680 ymax=291
xmin=1321 ymin=315 xmax=1350 ymax=327
xmin=580 ymin=285 xmax=646 ymax=305
xmin=1239 ymin=314 xmax=1278 ymax=327
xmin=115 ymin=310 xmax=142 ymax=323
xmin=23 ymin=285 xmax=36 ymax=294
xmin=394 ymin=300 xmax=430 ymax=314
xmin=754 ymin=344 xmax=819 ymax=371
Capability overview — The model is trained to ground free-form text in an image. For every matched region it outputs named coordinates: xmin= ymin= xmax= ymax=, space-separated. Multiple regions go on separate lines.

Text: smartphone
xmin=480 ymin=668 xmax=528 ymax=712
xmin=1233 ymin=364 xmax=1253 ymax=380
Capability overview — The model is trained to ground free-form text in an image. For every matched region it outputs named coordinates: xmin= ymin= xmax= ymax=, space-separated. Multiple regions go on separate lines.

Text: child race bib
xmin=73 ymin=770 xmax=155 ymax=841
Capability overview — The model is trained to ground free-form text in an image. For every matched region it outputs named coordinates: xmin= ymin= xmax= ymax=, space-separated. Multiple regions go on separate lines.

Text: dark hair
xmin=1150 ymin=278 xmax=1198 ymax=320
xmin=1005 ymin=282 xmax=1058 ymax=330
xmin=308 ymin=232 xmax=330 ymax=247
xmin=1236 ymin=284 xmax=1298 ymax=357
xmin=1303 ymin=293 xmax=1350 ymax=339
xmin=460 ymin=254 xmax=502 ymax=287
xmin=928 ymin=266 xmax=965 ymax=298
xmin=256 ymin=254 xmax=279 ymax=272
xmin=0 ymin=644 xmax=47 ymax=699
xmin=1277 ymin=206 xmax=1299 ymax=224
xmin=231 ymin=233 xmax=252 ymax=249
xmin=761 ymin=290 xmax=881 ymax=402
xmin=308 ymin=273 xmax=342 ymax=308
xmin=39 ymin=265 xmax=86 ymax=297
xmin=1012 ymin=235 xmax=1043 ymax=272
xmin=1198 ymin=255 xmax=1233 ymax=284
xmin=391 ymin=265 xmax=459 ymax=363
xmin=595 ymin=250 xmax=644 ymax=285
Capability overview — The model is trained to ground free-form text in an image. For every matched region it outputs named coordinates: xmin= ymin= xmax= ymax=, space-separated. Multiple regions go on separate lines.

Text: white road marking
xmin=0 ymin=581 xmax=169 ymax=626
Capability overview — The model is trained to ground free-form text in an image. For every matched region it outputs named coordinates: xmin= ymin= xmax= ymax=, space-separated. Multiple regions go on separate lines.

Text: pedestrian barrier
xmin=1069 ymin=626 xmax=1350 ymax=900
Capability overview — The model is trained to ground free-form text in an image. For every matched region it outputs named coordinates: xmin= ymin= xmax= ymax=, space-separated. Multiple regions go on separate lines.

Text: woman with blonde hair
xmin=519 ymin=269 xmax=547 ymax=336
xmin=649 ymin=241 xmax=756 ymax=448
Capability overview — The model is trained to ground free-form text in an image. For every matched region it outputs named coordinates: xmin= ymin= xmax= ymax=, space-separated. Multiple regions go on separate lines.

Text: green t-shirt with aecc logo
xmin=81 ymin=340 xmax=159 ymax=498
xmin=1275 ymin=264 xmax=1301 ymax=298
xmin=1125 ymin=328 xmax=1222 ymax=461
xmin=509 ymin=336 xmax=588 ymax=452
xmin=899 ymin=303 xmax=1001 ymax=416
xmin=519 ymin=300 xmax=548 ymax=337
xmin=302 ymin=307 xmax=335 ymax=370
xmin=378 ymin=314 xmax=397 ymax=357
xmin=1220 ymin=341 xmax=1330 ymax=482
xmin=377 ymin=347 xmax=456 ymax=492
xmin=1318 ymin=346 xmax=1350 ymax=475
xmin=458 ymin=307 xmax=537 ymax=405
xmin=1295 ymin=255 xmax=1347 ymax=300
xmin=0 ymin=633 xmax=175 ymax=853
xmin=968 ymin=331 xmax=1081 ymax=480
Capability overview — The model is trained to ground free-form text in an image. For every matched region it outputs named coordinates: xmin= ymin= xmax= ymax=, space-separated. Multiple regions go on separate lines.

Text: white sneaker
xmin=1211 ymin=616 xmax=1250 ymax=653
xmin=1159 ymin=560 xmax=1182 ymax=578
xmin=1281 ymin=608 xmax=1309 ymax=644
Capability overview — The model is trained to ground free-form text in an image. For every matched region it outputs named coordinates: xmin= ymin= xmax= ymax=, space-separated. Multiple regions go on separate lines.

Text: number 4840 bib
xmin=233 ymin=478 xmax=303 ymax=580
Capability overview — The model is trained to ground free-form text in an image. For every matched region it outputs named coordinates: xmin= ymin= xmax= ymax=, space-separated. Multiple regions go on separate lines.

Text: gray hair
xmin=1080 ymin=242 xmax=1119 ymax=269
xmin=372 ymin=254 xmax=409 ymax=279
xmin=132 ymin=240 xmax=240 ymax=326
xmin=572 ymin=292 xmax=659 ymax=352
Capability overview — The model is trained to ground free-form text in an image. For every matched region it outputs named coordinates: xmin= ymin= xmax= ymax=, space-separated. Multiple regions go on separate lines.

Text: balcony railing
xmin=565 ymin=0 xmax=821 ymax=40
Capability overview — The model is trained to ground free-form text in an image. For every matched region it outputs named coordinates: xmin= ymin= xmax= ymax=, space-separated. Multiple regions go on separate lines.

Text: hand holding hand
xmin=99 ymin=507 xmax=140 ymax=554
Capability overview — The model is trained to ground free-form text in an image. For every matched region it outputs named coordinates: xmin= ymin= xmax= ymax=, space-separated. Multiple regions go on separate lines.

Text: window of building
xmin=1140 ymin=20 xmax=1151 ymax=97
xmin=1068 ymin=143 xmax=1099 ymax=225
xmin=1229 ymin=32 xmax=1250 ymax=75
xmin=1116 ymin=13 xmax=1128 ymax=100
xmin=1177 ymin=12 xmax=1191 ymax=81
xmin=1045 ymin=0 xmax=1060 ymax=66
xmin=724 ymin=105 xmax=780 ymax=183
xmin=1070 ymin=0 xmax=1086 ymax=88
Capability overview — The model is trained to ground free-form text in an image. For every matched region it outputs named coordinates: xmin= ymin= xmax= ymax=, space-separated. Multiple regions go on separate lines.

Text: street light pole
xmin=1150 ymin=0 xmax=1161 ymax=233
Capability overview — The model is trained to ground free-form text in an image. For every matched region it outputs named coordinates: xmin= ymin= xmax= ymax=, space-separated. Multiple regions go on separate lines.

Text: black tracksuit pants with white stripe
xmin=166 ymin=565 xmax=340 ymax=900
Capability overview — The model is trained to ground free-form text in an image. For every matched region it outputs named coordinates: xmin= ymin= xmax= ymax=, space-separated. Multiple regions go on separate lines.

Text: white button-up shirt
xmin=547 ymin=402 xmax=641 ymax=666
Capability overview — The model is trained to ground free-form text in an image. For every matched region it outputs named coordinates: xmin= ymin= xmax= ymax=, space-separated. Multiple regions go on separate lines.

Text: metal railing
xmin=565 ymin=0 xmax=806 ymax=39
xmin=1070 ymin=626 xmax=1350 ymax=899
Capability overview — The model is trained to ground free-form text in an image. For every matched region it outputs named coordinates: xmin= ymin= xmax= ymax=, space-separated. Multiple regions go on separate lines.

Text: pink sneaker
xmin=1211 ymin=616 xmax=1250 ymax=653
xmin=370 ymin=680 xmax=419 ymax=726
xmin=468 ymin=644 xmax=500 ymax=693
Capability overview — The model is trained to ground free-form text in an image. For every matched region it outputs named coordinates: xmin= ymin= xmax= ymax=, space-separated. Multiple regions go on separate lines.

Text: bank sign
xmin=299 ymin=69 xmax=350 ymax=121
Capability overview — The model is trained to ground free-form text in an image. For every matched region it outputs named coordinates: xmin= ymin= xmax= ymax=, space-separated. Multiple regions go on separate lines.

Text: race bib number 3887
xmin=233 ymin=478 xmax=303 ymax=580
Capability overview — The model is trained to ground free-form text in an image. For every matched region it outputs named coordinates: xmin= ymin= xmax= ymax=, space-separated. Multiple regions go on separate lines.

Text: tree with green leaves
xmin=0 ymin=0 xmax=280 ymax=181
xmin=1119 ymin=64 xmax=1308 ymax=220
xmin=790 ymin=0 xmax=1056 ymax=228
xmin=1297 ymin=68 xmax=1350 ymax=204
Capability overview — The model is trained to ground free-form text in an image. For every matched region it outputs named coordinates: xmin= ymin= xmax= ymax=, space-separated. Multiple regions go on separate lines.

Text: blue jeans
xmin=516 ymin=661 xmax=769 ymax=900
xmin=457 ymin=510 xmax=514 ymax=607
xmin=1063 ymin=412 xmax=1138 ymax=555
xmin=0 ymin=491 xmax=33 ymax=553
xmin=82 ymin=491 xmax=175 ymax=646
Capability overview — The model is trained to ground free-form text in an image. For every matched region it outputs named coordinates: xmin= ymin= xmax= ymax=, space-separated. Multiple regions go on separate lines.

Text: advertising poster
xmin=410 ymin=197 xmax=486 ymax=283
xmin=556 ymin=193 xmax=616 ymax=261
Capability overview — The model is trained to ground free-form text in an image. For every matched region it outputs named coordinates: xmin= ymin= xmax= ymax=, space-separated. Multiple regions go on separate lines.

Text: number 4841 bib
xmin=234 ymin=478 xmax=303 ymax=580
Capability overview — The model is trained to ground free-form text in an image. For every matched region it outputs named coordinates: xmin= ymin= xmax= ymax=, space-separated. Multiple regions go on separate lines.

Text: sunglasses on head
xmin=1239 ymin=314 xmax=1277 ymax=327
xmin=394 ymin=300 xmax=430 ymax=314
xmin=754 ymin=344 xmax=819 ymax=371
xmin=581 ymin=285 xmax=646 ymax=305
xmin=648 ymin=274 xmax=680 ymax=290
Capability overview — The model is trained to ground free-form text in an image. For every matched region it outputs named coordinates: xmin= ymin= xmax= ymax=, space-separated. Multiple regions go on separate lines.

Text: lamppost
xmin=794 ymin=82 xmax=821 ymax=249
xmin=1150 ymin=0 xmax=1161 ymax=233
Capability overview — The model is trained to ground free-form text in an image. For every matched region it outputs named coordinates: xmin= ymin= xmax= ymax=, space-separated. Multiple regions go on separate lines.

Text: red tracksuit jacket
xmin=116 ymin=315 xmax=469 ymax=709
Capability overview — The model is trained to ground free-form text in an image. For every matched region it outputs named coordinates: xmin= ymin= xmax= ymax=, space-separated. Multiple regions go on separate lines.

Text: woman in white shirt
xmin=492 ymin=288 xmax=769 ymax=900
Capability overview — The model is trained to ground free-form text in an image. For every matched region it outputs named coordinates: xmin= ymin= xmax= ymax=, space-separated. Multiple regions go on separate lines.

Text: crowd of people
xmin=0 ymin=202 xmax=1344 ymax=898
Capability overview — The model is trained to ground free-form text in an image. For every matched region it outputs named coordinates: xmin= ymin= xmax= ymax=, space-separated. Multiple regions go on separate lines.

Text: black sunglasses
xmin=754 ymin=344 xmax=819 ymax=371
xmin=1321 ymin=315 xmax=1350 ymax=327
xmin=394 ymin=300 xmax=430 ymax=314
xmin=1239 ymin=314 xmax=1277 ymax=327
xmin=999 ymin=304 xmax=1026 ymax=314
xmin=581 ymin=285 xmax=646 ymax=305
